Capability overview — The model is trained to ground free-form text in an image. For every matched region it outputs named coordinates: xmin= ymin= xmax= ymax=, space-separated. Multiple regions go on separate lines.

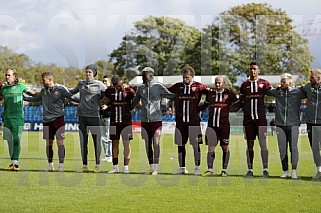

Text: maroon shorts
xmin=43 ymin=116 xmax=65 ymax=140
xmin=141 ymin=121 xmax=162 ymax=141
xmin=175 ymin=121 xmax=202 ymax=146
xmin=110 ymin=121 xmax=133 ymax=141
xmin=243 ymin=118 xmax=267 ymax=141
xmin=205 ymin=126 xmax=230 ymax=146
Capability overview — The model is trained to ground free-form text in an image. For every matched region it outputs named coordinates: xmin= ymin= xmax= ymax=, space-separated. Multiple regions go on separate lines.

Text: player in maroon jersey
xmin=105 ymin=75 xmax=136 ymax=174
xmin=168 ymin=66 xmax=208 ymax=175
xmin=201 ymin=76 xmax=238 ymax=177
xmin=240 ymin=62 xmax=272 ymax=178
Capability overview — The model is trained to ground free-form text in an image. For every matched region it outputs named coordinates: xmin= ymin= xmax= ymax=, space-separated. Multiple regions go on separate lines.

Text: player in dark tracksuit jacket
xmin=300 ymin=68 xmax=321 ymax=179
xmin=266 ymin=73 xmax=305 ymax=179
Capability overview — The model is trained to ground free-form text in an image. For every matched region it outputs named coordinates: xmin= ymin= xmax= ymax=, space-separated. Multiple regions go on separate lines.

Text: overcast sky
xmin=0 ymin=0 xmax=320 ymax=70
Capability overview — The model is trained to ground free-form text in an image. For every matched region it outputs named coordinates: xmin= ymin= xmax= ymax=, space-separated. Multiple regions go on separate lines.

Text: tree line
xmin=0 ymin=3 xmax=314 ymax=87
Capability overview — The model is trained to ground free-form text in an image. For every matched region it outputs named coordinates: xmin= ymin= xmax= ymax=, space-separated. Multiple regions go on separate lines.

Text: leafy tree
xmin=204 ymin=3 xmax=314 ymax=81
xmin=0 ymin=45 xmax=33 ymax=82
xmin=110 ymin=16 xmax=201 ymax=79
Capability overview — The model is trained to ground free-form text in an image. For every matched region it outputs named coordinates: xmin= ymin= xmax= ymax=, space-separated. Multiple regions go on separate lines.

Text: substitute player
xmin=201 ymin=76 xmax=238 ymax=177
xmin=70 ymin=64 xmax=106 ymax=173
xmin=240 ymin=62 xmax=272 ymax=178
xmin=24 ymin=72 xmax=77 ymax=172
xmin=132 ymin=67 xmax=175 ymax=175
xmin=106 ymin=75 xmax=135 ymax=174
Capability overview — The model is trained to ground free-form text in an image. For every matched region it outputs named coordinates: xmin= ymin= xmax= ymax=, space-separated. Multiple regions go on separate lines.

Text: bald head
xmin=214 ymin=76 xmax=224 ymax=92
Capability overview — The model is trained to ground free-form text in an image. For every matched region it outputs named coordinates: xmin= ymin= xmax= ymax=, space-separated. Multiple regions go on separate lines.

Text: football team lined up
xmin=1 ymin=63 xmax=321 ymax=179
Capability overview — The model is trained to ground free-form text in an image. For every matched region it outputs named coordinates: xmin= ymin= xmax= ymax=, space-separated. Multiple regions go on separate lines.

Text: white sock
xmin=150 ymin=164 xmax=154 ymax=170
xmin=154 ymin=164 xmax=159 ymax=171
xmin=124 ymin=165 xmax=129 ymax=170
xmin=317 ymin=166 xmax=321 ymax=172
xmin=49 ymin=162 xmax=54 ymax=167
xmin=59 ymin=163 xmax=64 ymax=168
xmin=249 ymin=169 xmax=253 ymax=172
xmin=263 ymin=168 xmax=268 ymax=172
xmin=195 ymin=165 xmax=200 ymax=170
xmin=96 ymin=164 xmax=100 ymax=167
xmin=207 ymin=168 xmax=213 ymax=172
xmin=221 ymin=169 xmax=226 ymax=172
xmin=113 ymin=164 xmax=119 ymax=170
xmin=292 ymin=170 xmax=296 ymax=174
xmin=12 ymin=160 xmax=18 ymax=165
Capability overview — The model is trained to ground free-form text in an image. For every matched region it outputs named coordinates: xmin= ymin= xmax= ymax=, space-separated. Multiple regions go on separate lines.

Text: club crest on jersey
xmin=12 ymin=86 xmax=16 ymax=90
xmin=54 ymin=91 xmax=59 ymax=96
xmin=259 ymin=84 xmax=264 ymax=88
xmin=142 ymin=90 xmax=146 ymax=94
xmin=192 ymin=87 xmax=196 ymax=91
xmin=123 ymin=92 xmax=127 ymax=97
xmin=224 ymin=94 xmax=228 ymax=99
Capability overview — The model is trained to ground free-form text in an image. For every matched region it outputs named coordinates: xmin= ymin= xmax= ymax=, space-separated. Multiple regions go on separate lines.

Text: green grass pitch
xmin=0 ymin=132 xmax=321 ymax=212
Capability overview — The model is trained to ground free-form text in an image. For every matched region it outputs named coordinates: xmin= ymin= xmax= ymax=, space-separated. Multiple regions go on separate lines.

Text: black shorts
xmin=243 ymin=118 xmax=267 ymax=141
xmin=205 ymin=126 xmax=230 ymax=146
xmin=110 ymin=122 xmax=133 ymax=141
xmin=175 ymin=121 xmax=202 ymax=146
xmin=43 ymin=116 xmax=65 ymax=140
xmin=141 ymin=121 xmax=162 ymax=141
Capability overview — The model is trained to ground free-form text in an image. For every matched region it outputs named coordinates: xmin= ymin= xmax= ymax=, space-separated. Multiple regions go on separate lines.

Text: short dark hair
xmin=111 ymin=75 xmax=121 ymax=85
xmin=250 ymin=61 xmax=260 ymax=67
xmin=103 ymin=74 xmax=109 ymax=79
xmin=41 ymin=72 xmax=54 ymax=80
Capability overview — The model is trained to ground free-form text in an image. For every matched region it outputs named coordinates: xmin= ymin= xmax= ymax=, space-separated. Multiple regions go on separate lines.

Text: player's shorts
xmin=43 ymin=116 xmax=65 ymax=140
xmin=110 ymin=121 xmax=133 ymax=141
xmin=141 ymin=121 xmax=162 ymax=141
xmin=205 ymin=126 xmax=230 ymax=146
xmin=243 ymin=117 xmax=267 ymax=141
xmin=175 ymin=121 xmax=202 ymax=146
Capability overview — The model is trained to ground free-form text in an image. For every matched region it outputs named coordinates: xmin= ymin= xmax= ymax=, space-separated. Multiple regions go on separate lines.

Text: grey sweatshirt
xmin=24 ymin=84 xmax=76 ymax=123
xmin=132 ymin=78 xmax=175 ymax=122
xmin=70 ymin=79 xmax=106 ymax=117
xmin=266 ymin=87 xmax=305 ymax=126
xmin=300 ymin=82 xmax=321 ymax=124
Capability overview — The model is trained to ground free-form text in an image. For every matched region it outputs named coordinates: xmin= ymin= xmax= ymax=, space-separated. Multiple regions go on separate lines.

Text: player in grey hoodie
xmin=132 ymin=67 xmax=175 ymax=175
xmin=70 ymin=64 xmax=106 ymax=173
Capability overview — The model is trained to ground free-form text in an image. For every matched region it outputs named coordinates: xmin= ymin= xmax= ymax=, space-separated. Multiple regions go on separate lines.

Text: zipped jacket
xmin=132 ymin=78 xmax=175 ymax=122
xmin=266 ymin=86 xmax=305 ymax=126
xmin=300 ymin=82 xmax=321 ymax=124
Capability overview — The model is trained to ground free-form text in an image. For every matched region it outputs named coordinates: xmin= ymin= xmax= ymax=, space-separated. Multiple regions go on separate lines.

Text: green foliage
xmin=110 ymin=16 xmax=201 ymax=79
xmin=205 ymin=3 xmax=314 ymax=80
xmin=0 ymin=4 xmax=316 ymax=86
